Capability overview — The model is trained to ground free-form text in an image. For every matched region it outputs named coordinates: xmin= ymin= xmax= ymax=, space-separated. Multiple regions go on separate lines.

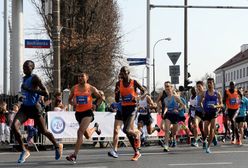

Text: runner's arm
xmin=115 ymin=81 xmax=120 ymax=102
xmin=91 ymin=86 xmax=103 ymax=108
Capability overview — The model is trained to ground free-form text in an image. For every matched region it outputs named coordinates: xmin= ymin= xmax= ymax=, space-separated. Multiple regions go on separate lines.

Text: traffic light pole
xmin=146 ymin=0 xmax=151 ymax=93
xmin=184 ymin=0 xmax=188 ymax=88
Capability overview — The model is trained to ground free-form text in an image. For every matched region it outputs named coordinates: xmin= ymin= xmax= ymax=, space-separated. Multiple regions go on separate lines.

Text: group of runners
xmin=12 ymin=61 xmax=248 ymax=164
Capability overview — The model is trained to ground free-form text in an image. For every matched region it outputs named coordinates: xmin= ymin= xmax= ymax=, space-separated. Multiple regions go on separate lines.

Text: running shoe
xmin=154 ymin=124 xmax=161 ymax=132
xmin=108 ymin=149 xmax=118 ymax=158
xmin=206 ymin=147 xmax=211 ymax=154
xmin=163 ymin=145 xmax=170 ymax=152
xmin=131 ymin=152 xmax=141 ymax=161
xmin=17 ymin=150 xmax=30 ymax=163
xmin=191 ymin=142 xmax=199 ymax=147
xmin=66 ymin=153 xmax=77 ymax=163
xmin=94 ymin=122 xmax=101 ymax=135
xmin=55 ymin=143 xmax=63 ymax=160
xmin=236 ymin=139 xmax=242 ymax=145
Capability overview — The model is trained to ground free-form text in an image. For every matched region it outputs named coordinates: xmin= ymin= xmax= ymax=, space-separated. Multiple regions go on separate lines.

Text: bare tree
xmin=31 ymin=0 xmax=123 ymax=97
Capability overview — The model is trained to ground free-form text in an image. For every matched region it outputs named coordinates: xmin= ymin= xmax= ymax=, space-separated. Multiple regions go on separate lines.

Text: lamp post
xmin=152 ymin=37 xmax=171 ymax=100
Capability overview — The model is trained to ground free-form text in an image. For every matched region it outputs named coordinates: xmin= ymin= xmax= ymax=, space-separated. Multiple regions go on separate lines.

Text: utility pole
xmin=4 ymin=0 xmax=8 ymax=94
xmin=146 ymin=0 xmax=151 ymax=93
xmin=184 ymin=0 xmax=188 ymax=88
xmin=52 ymin=0 xmax=61 ymax=93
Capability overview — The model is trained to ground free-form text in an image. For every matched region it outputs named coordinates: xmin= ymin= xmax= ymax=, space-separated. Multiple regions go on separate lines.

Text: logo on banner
xmin=51 ymin=117 xmax=65 ymax=134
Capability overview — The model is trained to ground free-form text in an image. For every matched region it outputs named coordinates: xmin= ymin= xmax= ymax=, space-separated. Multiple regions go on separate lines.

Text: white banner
xmin=47 ymin=111 xmax=157 ymax=139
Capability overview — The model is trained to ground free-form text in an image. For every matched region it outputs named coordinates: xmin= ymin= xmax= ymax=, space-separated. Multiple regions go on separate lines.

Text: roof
xmin=214 ymin=49 xmax=248 ymax=72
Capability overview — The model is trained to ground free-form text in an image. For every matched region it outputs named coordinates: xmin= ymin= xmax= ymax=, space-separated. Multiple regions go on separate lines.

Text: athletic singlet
xmin=164 ymin=96 xmax=179 ymax=113
xmin=120 ymin=80 xmax=137 ymax=106
xmin=21 ymin=75 xmax=40 ymax=106
xmin=238 ymin=97 xmax=248 ymax=117
xmin=195 ymin=94 xmax=203 ymax=112
xmin=189 ymin=96 xmax=197 ymax=109
xmin=203 ymin=90 xmax=218 ymax=113
xmin=73 ymin=84 xmax=93 ymax=112
xmin=226 ymin=89 xmax=240 ymax=110
xmin=178 ymin=97 xmax=186 ymax=117
xmin=138 ymin=96 xmax=149 ymax=115
xmin=189 ymin=96 xmax=197 ymax=117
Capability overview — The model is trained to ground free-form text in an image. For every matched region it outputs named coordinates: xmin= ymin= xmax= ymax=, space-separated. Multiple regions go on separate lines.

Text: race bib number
xmin=138 ymin=108 xmax=148 ymax=115
xmin=229 ymin=98 xmax=237 ymax=105
xmin=207 ymin=101 xmax=216 ymax=108
xmin=76 ymin=96 xmax=88 ymax=104
xmin=123 ymin=94 xmax=132 ymax=102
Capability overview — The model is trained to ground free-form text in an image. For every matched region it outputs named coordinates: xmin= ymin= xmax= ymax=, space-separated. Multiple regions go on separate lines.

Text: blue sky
xmin=1 ymin=0 xmax=248 ymax=92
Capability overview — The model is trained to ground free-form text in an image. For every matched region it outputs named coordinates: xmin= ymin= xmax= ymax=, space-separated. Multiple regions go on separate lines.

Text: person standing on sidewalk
xmin=12 ymin=60 xmax=63 ymax=163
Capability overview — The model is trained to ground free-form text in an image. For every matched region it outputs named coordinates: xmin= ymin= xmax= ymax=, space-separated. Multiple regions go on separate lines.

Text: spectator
xmin=8 ymin=103 xmax=19 ymax=143
xmin=0 ymin=100 xmax=10 ymax=144
xmin=54 ymin=92 xmax=67 ymax=111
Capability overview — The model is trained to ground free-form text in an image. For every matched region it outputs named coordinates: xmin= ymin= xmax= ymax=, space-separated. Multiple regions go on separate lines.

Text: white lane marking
xmin=213 ymin=150 xmax=248 ymax=154
xmin=168 ymin=162 xmax=232 ymax=166
xmin=79 ymin=167 xmax=108 ymax=168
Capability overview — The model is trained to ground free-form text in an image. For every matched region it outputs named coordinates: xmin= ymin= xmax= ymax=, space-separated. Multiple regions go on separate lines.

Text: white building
xmin=214 ymin=44 xmax=248 ymax=95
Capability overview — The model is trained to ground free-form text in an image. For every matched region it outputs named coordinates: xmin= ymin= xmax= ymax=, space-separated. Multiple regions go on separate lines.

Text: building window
xmin=226 ymin=74 xmax=227 ymax=82
xmin=243 ymin=68 xmax=245 ymax=77
xmin=240 ymin=69 xmax=242 ymax=79
xmin=247 ymin=67 xmax=248 ymax=76
xmin=234 ymin=71 xmax=236 ymax=80
xmin=231 ymin=72 xmax=233 ymax=81
xmin=228 ymin=72 xmax=230 ymax=81
xmin=237 ymin=70 xmax=239 ymax=79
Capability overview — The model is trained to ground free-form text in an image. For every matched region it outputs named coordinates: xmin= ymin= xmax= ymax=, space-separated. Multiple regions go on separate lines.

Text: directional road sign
xmin=167 ymin=52 xmax=181 ymax=65
xmin=171 ymin=76 xmax=179 ymax=84
xmin=129 ymin=61 xmax=146 ymax=66
xmin=127 ymin=58 xmax=146 ymax=62
xmin=169 ymin=65 xmax=180 ymax=76
xmin=127 ymin=58 xmax=147 ymax=66
xmin=25 ymin=39 xmax=50 ymax=48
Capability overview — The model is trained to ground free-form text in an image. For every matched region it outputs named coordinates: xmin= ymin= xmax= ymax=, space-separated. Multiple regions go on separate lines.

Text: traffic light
xmin=184 ymin=79 xmax=192 ymax=91
xmin=184 ymin=72 xmax=192 ymax=91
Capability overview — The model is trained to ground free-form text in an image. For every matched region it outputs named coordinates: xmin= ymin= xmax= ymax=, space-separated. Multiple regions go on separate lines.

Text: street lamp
xmin=152 ymin=37 xmax=171 ymax=100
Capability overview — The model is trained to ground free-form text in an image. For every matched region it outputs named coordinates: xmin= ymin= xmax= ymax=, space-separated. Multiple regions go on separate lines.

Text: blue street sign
xmin=25 ymin=39 xmax=50 ymax=48
xmin=127 ymin=58 xmax=146 ymax=62
xmin=129 ymin=61 xmax=147 ymax=66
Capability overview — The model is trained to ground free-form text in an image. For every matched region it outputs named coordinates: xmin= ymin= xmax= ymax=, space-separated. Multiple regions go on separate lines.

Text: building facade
xmin=214 ymin=44 xmax=248 ymax=95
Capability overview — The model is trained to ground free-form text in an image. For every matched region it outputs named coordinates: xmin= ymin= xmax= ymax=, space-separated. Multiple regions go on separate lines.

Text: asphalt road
xmin=0 ymin=143 xmax=248 ymax=168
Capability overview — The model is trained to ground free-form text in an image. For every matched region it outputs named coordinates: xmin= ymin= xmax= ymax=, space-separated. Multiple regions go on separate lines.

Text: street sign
xmin=169 ymin=65 xmax=180 ymax=76
xmin=129 ymin=61 xmax=147 ymax=66
xmin=167 ymin=52 xmax=181 ymax=65
xmin=171 ymin=76 xmax=179 ymax=84
xmin=25 ymin=39 xmax=50 ymax=48
xmin=127 ymin=57 xmax=147 ymax=66
xmin=127 ymin=58 xmax=146 ymax=62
